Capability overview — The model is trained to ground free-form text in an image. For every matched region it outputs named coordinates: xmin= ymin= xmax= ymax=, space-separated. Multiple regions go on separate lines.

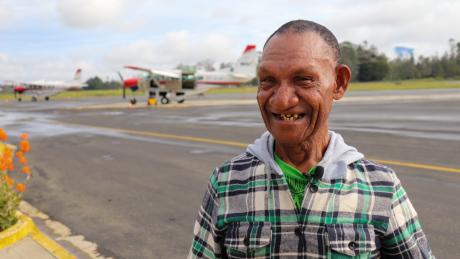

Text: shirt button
xmin=309 ymin=184 xmax=318 ymax=193
xmin=348 ymin=241 xmax=358 ymax=251
xmin=243 ymin=236 xmax=250 ymax=246
xmin=294 ymin=227 xmax=302 ymax=237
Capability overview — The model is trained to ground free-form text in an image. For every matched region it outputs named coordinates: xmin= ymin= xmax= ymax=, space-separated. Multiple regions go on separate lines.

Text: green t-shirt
xmin=274 ymin=154 xmax=316 ymax=209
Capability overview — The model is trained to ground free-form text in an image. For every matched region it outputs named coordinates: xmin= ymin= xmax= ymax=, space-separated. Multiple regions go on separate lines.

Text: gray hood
xmin=246 ymin=131 xmax=364 ymax=180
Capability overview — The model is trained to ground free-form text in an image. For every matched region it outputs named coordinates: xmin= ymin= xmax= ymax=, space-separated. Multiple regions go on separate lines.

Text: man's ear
xmin=333 ymin=64 xmax=351 ymax=100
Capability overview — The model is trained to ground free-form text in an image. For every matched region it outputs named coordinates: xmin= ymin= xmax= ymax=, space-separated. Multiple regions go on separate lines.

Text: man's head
xmin=257 ymin=20 xmax=351 ymax=146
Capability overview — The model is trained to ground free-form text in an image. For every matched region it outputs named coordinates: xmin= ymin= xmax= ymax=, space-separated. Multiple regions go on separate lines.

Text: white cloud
xmin=56 ymin=0 xmax=124 ymax=28
xmin=0 ymin=52 xmax=99 ymax=83
xmin=0 ymin=4 xmax=13 ymax=27
xmin=104 ymin=31 xmax=236 ymax=71
xmin=324 ymin=0 xmax=460 ymax=57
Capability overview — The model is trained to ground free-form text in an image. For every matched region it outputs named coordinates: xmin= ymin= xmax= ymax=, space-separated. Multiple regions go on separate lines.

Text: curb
xmin=0 ymin=212 xmax=76 ymax=258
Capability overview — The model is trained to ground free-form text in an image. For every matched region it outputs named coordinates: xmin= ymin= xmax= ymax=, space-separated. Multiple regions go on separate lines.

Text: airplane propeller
xmin=117 ymin=72 xmax=138 ymax=105
xmin=117 ymin=72 xmax=126 ymax=99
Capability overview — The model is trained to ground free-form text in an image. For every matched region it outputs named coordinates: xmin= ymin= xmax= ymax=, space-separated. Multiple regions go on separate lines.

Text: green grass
xmin=348 ymin=79 xmax=460 ymax=91
xmin=1 ymin=79 xmax=460 ymax=101
xmin=0 ymin=88 xmax=143 ymax=101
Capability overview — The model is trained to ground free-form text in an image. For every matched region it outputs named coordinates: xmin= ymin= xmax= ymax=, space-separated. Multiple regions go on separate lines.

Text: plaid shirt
xmin=188 ymin=152 xmax=434 ymax=258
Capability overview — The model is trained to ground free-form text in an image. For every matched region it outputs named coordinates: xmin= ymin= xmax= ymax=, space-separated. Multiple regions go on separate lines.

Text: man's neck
xmin=274 ymin=131 xmax=330 ymax=173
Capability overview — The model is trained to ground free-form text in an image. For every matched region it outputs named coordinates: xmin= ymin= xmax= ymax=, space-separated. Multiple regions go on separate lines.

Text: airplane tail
xmin=233 ymin=45 xmax=260 ymax=80
xmin=73 ymin=69 xmax=82 ymax=81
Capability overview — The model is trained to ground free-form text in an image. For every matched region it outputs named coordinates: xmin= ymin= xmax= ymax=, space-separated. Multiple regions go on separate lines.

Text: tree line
xmin=340 ymin=39 xmax=460 ymax=81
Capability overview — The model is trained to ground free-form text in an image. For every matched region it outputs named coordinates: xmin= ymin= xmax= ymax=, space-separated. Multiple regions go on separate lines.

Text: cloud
xmin=0 ymin=4 xmax=13 ymax=27
xmin=323 ymin=0 xmax=460 ymax=57
xmin=104 ymin=31 xmax=236 ymax=70
xmin=56 ymin=0 xmax=124 ymax=28
xmin=0 ymin=52 xmax=98 ymax=83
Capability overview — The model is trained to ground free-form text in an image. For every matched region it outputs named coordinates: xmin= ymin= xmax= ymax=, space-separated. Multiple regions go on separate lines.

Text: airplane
xmin=195 ymin=44 xmax=260 ymax=87
xmin=118 ymin=44 xmax=260 ymax=105
xmin=8 ymin=69 xmax=87 ymax=101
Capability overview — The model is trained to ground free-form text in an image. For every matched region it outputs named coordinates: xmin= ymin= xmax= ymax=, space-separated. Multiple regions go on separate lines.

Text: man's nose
xmin=269 ymin=83 xmax=298 ymax=109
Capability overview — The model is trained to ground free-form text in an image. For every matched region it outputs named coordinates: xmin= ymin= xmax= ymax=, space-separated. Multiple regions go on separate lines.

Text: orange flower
xmin=4 ymin=147 xmax=12 ymax=157
xmin=0 ymin=128 xmax=7 ymax=142
xmin=15 ymin=151 xmax=24 ymax=159
xmin=3 ymin=175 xmax=14 ymax=187
xmin=7 ymin=163 xmax=14 ymax=171
xmin=0 ymin=163 xmax=6 ymax=171
xmin=21 ymin=166 xmax=31 ymax=175
xmin=16 ymin=183 xmax=26 ymax=193
xmin=20 ymin=140 xmax=30 ymax=153
xmin=20 ymin=133 xmax=29 ymax=140
xmin=19 ymin=156 xmax=28 ymax=164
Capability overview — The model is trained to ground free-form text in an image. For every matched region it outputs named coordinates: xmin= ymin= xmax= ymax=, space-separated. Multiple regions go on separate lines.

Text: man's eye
xmin=294 ymin=76 xmax=313 ymax=83
xmin=259 ymin=77 xmax=276 ymax=88
xmin=294 ymin=76 xmax=314 ymax=87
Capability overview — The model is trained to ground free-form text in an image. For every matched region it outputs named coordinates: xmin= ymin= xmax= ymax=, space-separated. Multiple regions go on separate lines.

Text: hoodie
xmin=246 ymin=130 xmax=364 ymax=180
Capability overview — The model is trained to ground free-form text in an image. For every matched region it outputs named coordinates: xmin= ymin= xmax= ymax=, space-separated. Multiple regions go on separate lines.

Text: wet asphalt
xmin=0 ymin=89 xmax=459 ymax=258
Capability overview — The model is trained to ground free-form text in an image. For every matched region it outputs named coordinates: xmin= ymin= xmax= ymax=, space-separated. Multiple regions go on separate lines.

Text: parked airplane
xmin=10 ymin=69 xmax=86 ymax=101
xmin=119 ymin=44 xmax=260 ymax=105
xmin=195 ymin=44 xmax=260 ymax=87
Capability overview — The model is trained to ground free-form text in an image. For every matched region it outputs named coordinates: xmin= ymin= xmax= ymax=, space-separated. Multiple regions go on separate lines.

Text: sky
xmin=0 ymin=0 xmax=459 ymax=82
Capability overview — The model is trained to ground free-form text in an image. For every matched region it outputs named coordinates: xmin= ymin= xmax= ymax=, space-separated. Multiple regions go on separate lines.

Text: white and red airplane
xmin=195 ymin=44 xmax=260 ymax=87
xmin=7 ymin=69 xmax=87 ymax=101
xmin=119 ymin=45 xmax=260 ymax=105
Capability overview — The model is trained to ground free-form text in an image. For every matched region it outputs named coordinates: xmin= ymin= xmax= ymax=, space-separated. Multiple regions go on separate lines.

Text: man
xmin=189 ymin=20 xmax=434 ymax=258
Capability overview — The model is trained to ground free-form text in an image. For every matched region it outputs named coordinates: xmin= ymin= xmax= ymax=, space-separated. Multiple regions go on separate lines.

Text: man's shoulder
xmin=348 ymin=158 xmax=397 ymax=183
xmin=217 ymin=152 xmax=262 ymax=173
xmin=211 ymin=152 xmax=267 ymax=185
xmin=350 ymin=159 xmax=394 ymax=173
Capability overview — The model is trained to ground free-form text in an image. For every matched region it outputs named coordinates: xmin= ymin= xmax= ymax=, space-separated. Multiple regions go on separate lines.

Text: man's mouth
xmin=273 ymin=113 xmax=305 ymax=121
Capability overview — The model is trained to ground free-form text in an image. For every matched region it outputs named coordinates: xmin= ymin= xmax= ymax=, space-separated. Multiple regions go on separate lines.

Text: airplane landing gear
xmin=31 ymin=96 xmax=38 ymax=102
xmin=160 ymin=96 xmax=170 ymax=104
xmin=45 ymin=96 xmax=50 ymax=101
xmin=18 ymin=97 xmax=22 ymax=102
xmin=130 ymin=98 xmax=137 ymax=105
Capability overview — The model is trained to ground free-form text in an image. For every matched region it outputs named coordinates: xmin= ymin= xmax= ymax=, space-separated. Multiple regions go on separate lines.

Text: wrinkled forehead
xmin=261 ymin=31 xmax=336 ymax=64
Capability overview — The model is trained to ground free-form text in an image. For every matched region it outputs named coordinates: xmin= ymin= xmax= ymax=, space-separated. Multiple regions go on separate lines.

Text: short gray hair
xmin=264 ymin=20 xmax=340 ymax=62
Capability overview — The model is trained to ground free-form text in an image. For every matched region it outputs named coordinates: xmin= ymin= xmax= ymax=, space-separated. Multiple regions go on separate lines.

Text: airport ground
xmin=0 ymin=89 xmax=459 ymax=258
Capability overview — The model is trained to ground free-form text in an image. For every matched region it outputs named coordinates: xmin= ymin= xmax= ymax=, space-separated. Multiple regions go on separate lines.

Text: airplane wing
xmin=124 ymin=65 xmax=181 ymax=79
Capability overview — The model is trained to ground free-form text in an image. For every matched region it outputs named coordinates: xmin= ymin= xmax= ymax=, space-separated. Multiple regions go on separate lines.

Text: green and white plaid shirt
xmin=188 ymin=132 xmax=434 ymax=258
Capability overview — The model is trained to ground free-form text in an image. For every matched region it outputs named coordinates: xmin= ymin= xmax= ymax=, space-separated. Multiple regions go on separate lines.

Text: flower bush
xmin=0 ymin=128 xmax=32 ymax=231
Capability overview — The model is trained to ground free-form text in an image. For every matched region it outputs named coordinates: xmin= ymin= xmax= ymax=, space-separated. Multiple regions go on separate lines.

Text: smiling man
xmin=189 ymin=20 xmax=434 ymax=258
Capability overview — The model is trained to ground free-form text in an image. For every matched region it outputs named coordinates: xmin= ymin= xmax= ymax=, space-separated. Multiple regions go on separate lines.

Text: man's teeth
xmin=280 ymin=114 xmax=300 ymax=121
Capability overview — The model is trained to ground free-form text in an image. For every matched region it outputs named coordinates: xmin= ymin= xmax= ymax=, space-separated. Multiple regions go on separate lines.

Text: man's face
xmin=257 ymin=31 xmax=344 ymax=146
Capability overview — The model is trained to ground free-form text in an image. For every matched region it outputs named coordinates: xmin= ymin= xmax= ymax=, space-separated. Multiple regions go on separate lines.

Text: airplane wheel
xmin=160 ymin=97 xmax=170 ymax=104
xmin=31 ymin=96 xmax=38 ymax=102
xmin=177 ymin=99 xmax=185 ymax=104
xmin=45 ymin=96 xmax=50 ymax=101
xmin=130 ymin=98 xmax=137 ymax=105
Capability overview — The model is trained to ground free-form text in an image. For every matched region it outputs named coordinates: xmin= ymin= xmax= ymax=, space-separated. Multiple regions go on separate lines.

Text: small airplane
xmin=118 ymin=44 xmax=260 ymax=105
xmin=7 ymin=69 xmax=87 ymax=101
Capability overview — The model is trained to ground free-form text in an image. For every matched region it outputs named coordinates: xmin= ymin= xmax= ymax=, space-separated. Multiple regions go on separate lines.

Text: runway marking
xmin=68 ymin=123 xmax=460 ymax=175
xmin=371 ymin=159 xmax=460 ymax=174
xmin=81 ymin=124 xmax=248 ymax=148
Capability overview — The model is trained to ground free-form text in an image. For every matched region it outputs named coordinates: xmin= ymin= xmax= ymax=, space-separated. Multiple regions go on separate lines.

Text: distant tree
xmin=219 ymin=62 xmax=233 ymax=70
xmin=389 ymin=56 xmax=420 ymax=80
xmin=196 ymin=59 xmax=215 ymax=71
xmin=356 ymin=44 xmax=389 ymax=81
xmin=339 ymin=41 xmax=360 ymax=81
xmin=85 ymin=76 xmax=121 ymax=90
